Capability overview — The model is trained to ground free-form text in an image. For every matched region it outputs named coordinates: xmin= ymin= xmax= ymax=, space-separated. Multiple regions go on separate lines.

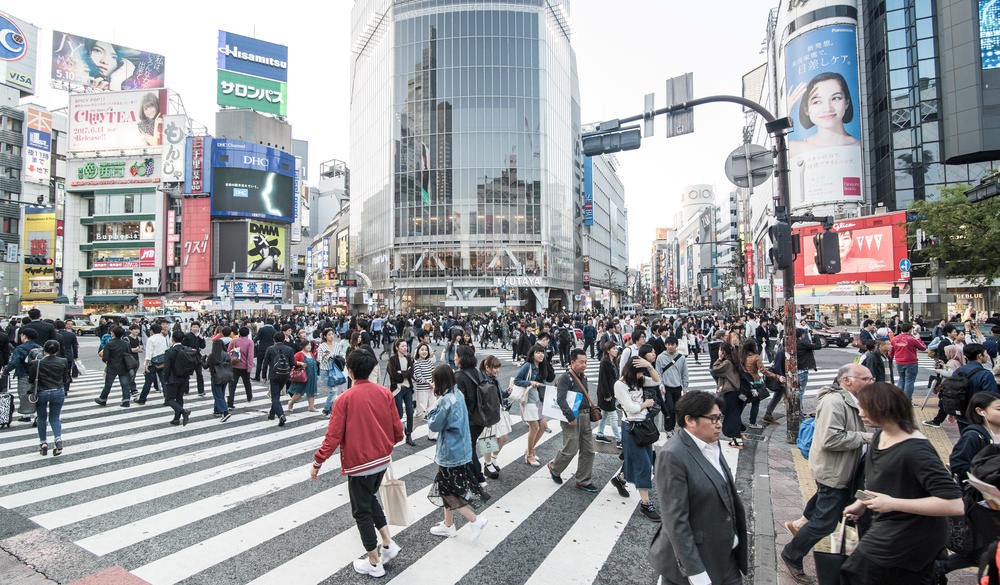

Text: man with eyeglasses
xmin=650 ymin=391 xmax=747 ymax=585
xmin=780 ymin=363 xmax=873 ymax=584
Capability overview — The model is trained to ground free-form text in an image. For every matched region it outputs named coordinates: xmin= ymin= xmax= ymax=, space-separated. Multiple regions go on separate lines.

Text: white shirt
xmin=145 ymin=333 xmax=168 ymax=363
xmin=682 ymin=429 xmax=739 ymax=585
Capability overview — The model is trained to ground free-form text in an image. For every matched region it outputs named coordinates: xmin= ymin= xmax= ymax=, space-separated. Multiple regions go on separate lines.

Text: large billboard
xmin=793 ymin=211 xmax=907 ymax=289
xmin=92 ymin=247 xmax=155 ymax=269
xmin=217 ymin=31 xmax=288 ymax=83
xmin=51 ymin=30 xmax=164 ymax=92
xmin=69 ymin=89 xmax=167 ymax=153
xmin=180 ymin=198 xmax=212 ymax=292
xmin=247 ymin=221 xmax=285 ymax=274
xmin=784 ymin=24 xmax=863 ymax=210
xmin=983 ymin=0 xmax=1000 ymax=69
xmin=210 ymin=140 xmax=295 ymax=222
xmin=216 ymin=69 xmax=287 ymax=116
xmin=0 ymin=12 xmax=38 ymax=95
xmin=22 ymin=207 xmax=56 ymax=299
xmin=67 ymin=156 xmax=160 ymax=190
xmin=24 ymin=107 xmax=51 ymax=184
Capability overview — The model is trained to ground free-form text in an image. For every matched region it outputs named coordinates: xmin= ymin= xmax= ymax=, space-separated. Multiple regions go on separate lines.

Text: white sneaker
xmin=429 ymin=521 xmax=457 ymax=538
xmin=468 ymin=516 xmax=488 ymax=540
xmin=380 ymin=541 xmax=401 ymax=564
xmin=352 ymin=558 xmax=385 ymax=578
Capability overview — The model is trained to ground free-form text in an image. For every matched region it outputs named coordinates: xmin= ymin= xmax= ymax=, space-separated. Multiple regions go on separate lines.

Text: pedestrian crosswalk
xmin=1 ymin=368 xmax=667 ymax=585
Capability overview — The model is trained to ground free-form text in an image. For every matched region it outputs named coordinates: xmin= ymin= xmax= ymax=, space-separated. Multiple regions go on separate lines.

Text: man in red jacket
xmin=310 ymin=348 xmax=404 ymax=578
xmin=889 ymin=322 xmax=926 ymax=401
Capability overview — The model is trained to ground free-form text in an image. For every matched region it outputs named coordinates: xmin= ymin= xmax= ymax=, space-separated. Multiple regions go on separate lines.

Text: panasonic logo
xmin=219 ymin=44 xmax=287 ymax=69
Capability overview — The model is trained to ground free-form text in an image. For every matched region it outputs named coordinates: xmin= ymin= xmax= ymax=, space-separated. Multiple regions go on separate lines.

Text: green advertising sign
xmin=217 ymin=69 xmax=287 ymax=116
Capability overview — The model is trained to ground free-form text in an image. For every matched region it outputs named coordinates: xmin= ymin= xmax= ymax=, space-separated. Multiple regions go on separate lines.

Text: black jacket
xmin=182 ymin=332 xmax=206 ymax=351
xmin=949 ymin=423 xmax=991 ymax=482
xmin=22 ymin=319 xmax=55 ymax=345
xmin=860 ymin=350 xmax=887 ymax=383
xmin=56 ymin=329 xmax=78 ymax=362
xmin=101 ymin=337 xmax=131 ymax=375
xmin=26 ymin=354 xmax=68 ymax=392
xmin=596 ymin=359 xmax=620 ymax=412
xmin=796 ymin=336 xmax=821 ymax=371
xmin=254 ymin=324 xmax=276 ymax=350
xmin=263 ymin=344 xmax=296 ymax=381
xmin=456 ymin=367 xmax=481 ymax=423
xmin=386 ymin=354 xmax=413 ymax=392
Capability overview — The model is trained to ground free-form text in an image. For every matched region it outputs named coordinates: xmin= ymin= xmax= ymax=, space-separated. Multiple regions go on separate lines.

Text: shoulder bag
xmin=568 ymin=368 xmax=602 ymax=422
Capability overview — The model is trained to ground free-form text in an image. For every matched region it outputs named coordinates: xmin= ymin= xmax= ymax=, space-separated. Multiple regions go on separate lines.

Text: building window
xmin=2 ymin=217 xmax=18 ymax=234
xmin=124 ymin=194 xmax=135 ymax=214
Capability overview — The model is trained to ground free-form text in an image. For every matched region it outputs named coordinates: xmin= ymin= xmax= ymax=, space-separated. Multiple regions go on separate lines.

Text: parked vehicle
xmin=803 ymin=319 xmax=852 ymax=348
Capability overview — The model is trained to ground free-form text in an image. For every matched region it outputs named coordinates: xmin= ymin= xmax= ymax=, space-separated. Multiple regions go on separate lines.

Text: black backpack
xmin=270 ymin=349 xmax=291 ymax=382
xmin=464 ymin=369 xmax=501 ymax=427
xmin=939 ymin=370 xmax=973 ymax=416
xmin=172 ymin=346 xmax=200 ymax=378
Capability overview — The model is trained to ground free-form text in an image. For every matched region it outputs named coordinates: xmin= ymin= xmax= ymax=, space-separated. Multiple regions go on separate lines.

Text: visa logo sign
xmin=6 ymin=70 xmax=32 ymax=90
xmin=233 ymin=187 xmax=249 ymax=198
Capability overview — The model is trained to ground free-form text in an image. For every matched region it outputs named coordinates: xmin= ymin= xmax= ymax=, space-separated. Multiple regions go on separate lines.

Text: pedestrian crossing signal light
xmin=768 ymin=222 xmax=794 ymax=270
xmin=891 ymin=286 xmax=900 ymax=298
xmin=813 ymin=230 xmax=841 ymax=274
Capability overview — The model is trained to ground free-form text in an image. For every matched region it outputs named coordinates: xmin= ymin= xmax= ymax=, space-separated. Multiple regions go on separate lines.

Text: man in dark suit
xmin=650 ymin=391 xmax=747 ymax=585
xmin=21 ymin=308 xmax=55 ymax=344
xmin=54 ymin=320 xmax=78 ymax=396
xmin=253 ymin=318 xmax=276 ymax=381
xmin=182 ymin=321 xmax=207 ymax=395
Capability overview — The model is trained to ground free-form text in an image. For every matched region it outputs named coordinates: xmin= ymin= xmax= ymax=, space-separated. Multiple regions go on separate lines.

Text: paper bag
xmin=378 ymin=463 xmax=412 ymax=527
xmin=541 ymin=388 xmax=581 ymax=423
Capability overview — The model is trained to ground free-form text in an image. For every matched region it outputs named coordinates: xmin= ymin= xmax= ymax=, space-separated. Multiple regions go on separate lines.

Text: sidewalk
xmin=757 ymin=395 xmax=979 ymax=585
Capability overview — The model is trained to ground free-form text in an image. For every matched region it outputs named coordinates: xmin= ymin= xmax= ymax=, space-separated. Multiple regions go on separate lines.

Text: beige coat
xmin=808 ymin=384 xmax=867 ymax=489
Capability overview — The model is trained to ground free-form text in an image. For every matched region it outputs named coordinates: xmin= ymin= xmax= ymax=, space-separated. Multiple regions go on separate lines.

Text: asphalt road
xmin=0 ymin=336 xmax=939 ymax=585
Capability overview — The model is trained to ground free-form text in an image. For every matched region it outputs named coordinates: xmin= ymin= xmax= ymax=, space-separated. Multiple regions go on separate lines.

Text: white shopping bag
xmin=541 ymin=388 xmax=581 ymax=423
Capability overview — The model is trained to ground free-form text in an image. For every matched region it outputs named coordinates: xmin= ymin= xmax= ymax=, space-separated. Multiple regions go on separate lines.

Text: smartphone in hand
xmin=854 ymin=489 xmax=875 ymax=501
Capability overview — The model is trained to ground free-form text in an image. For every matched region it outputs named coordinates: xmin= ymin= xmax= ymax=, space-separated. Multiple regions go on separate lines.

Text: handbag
xmin=124 ymin=351 xmax=139 ymax=372
xmin=569 ymin=368 xmax=602 ymax=422
xmin=477 ymin=427 xmax=500 ymax=456
xmin=290 ymin=363 xmax=308 ymax=384
xmin=626 ymin=417 xmax=659 ymax=446
xmin=327 ymin=362 xmax=347 ymax=387
xmin=378 ymin=462 xmax=412 ymax=526
xmin=813 ymin=520 xmax=851 ymax=585
xmin=74 ymin=358 xmax=87 ymax=377
xmin=508 ymin=376 xmax=529 ymax=403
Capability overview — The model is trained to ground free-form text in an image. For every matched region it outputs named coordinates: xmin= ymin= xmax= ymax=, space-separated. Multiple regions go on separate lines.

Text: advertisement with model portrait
xmin=784 ymin=24 xmax=863 ymax=210
xmin=794 ymin=211 xmax=907 ymax=287
xmin=247 ymin=221 xmax=285 ymax=274
xmin=51 ymin=30 xmax=164 ymax=92
xmin=69 ymin=89 xmax=167 ymax=152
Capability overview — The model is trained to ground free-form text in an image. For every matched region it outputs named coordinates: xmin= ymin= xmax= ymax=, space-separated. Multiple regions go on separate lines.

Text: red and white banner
xmin=180 ymin=198 xmax=212 ymax=292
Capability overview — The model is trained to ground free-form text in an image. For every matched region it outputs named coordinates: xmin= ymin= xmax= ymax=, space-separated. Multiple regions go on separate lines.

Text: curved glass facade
xmin=351 ymin=0 xmax=580 ymax=310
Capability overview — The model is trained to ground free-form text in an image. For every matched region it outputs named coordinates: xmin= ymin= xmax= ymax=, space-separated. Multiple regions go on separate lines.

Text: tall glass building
xmin=350 ymin=0 xmax=581 ymax=312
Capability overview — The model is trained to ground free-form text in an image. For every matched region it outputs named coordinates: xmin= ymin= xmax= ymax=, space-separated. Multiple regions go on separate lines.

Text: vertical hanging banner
xmin=180 ymin=198 xmax=212 ymax=291
xmin=160 ymin=115 xmax=188 ymax=182
xmin=291 ymin=156 xmax=302 ymax=242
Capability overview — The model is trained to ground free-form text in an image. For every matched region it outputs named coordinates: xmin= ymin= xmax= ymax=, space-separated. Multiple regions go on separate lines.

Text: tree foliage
xmin=909 ymin=184 xmax=1000 ymax=284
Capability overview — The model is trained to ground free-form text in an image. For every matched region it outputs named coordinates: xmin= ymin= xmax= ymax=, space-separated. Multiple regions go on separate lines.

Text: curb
xmin=752 ymin=423 xmax=779 ymax=585
xmin=0 ymin=507 xmax=149 ymax=585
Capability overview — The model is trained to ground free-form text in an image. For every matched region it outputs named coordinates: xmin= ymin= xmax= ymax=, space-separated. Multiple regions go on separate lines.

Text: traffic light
xmin=891 ymin=286 xmax=900 ymax=299
xmin=768 ymin=222 xmax=794 ymax=269
xmin=813 ymin=230 xmax=841 ymax=274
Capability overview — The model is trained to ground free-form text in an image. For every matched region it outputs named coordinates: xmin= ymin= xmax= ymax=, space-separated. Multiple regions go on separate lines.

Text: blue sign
xmin=210 ymin=139 xmax=296 ymax=222
xmin=583 ymin=156 xmax=594 ymax=226
xmin=218 ymin=31 xmax=288 ymax=83
xmin=0 ymin=14 xmax=27 ymax=61
xmin=899 ymin=258 xmax=911 ymax=272
xmin=26 ymin=129 xmax=49 ymax=150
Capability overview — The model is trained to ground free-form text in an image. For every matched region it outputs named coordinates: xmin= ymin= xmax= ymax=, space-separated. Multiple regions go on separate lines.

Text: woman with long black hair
xmin=206 ymin=338 xmax=233 ymax=422
xmin=712 ymin=341 xmax=745 ymax=449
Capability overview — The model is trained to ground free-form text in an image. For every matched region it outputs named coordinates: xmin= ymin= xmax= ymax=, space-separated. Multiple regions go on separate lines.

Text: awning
xmin=53 ymin=296 xmax=70 ymax=304
xmin=83 ymin=295 xmax=137 ymax=304
xmin=176 ymin=295 xmax=211 ymax=302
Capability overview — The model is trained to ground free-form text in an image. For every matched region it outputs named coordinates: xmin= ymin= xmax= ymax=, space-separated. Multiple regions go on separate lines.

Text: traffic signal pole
xmin=585 ymin=95 xmax=805 ymax=443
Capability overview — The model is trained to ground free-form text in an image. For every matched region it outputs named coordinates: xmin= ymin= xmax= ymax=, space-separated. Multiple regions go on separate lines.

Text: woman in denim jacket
xmin=513 ymin=344 xmax=547 ymax=466
xmin=425 ymin=364 xmax=489 ymax=540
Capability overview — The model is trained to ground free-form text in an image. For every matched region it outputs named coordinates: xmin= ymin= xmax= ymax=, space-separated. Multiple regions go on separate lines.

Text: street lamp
xmin=72 ymin=279 xmax=80 ymax=305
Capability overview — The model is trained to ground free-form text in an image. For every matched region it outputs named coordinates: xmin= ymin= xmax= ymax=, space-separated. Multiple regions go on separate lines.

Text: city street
xmin=0 ymin=336 xmax=947 ymax=585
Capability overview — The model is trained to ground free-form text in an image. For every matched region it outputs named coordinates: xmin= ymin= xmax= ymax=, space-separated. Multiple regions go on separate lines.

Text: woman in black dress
xmin=841 ymin=382 xmax=963 ymax=584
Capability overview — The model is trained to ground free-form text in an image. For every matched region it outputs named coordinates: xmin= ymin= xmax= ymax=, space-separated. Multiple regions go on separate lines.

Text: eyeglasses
xmin=847 ymin=375 xmax=874 ymax=382
xmin=699 ymin=414 xmax=724 ymax=424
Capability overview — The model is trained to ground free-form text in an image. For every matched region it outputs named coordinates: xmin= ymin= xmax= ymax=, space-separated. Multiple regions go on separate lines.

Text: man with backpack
xmin=938 ymin=344 xmax=999 ymax=432
xmin=183 ymin=322 xmax=207 ymax=396
xmin=96 ymin=327 xmax=134 ymax=408
xmin=227 ymin=327 xmax=255 ymax=409
xmin=262 ymin=331 xmax=295 ymax=426
xmin=162 ymin=329 xmax=198 ymax=426
xmin=2 ymin=328 xmax=41 ymax=423
xmin=138 ymin=323 xmax=168 ymax=405
xmin=455 ymin=345 xmax=499 ymax=488
xmin=781 ymin=363 xmax=872 ymax=584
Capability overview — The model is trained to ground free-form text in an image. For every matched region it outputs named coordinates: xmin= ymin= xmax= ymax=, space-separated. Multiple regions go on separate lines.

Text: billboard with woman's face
xmin=51 ymin=30 xmax=165 ymax=92
xmin=784 ymin=24 xmax=864 ymax=210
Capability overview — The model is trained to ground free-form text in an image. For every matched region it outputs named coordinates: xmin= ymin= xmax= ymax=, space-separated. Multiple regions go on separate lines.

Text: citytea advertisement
xmin=51 ymin=30 xmax=165 ymax=92
xmin=793 ymin=211 xmax=907 ymax=292
xmin=783 ymin=24 xmax=863 ymax=210
xmin=21 ymin=207 xmax=56 ymax=300
xmin=69 ymin=89 xmax=167 ymax=153
xmin=210 ymin=140 xmax=295 ymax=222
xmin=247 ymin=221 xmax=285 ymax=274
xmin=0 ymin=11 xmax=38 ymax=95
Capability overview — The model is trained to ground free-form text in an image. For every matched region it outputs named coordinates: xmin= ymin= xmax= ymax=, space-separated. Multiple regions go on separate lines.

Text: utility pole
xmin=583 ymin=89 xmax=816 ymax=443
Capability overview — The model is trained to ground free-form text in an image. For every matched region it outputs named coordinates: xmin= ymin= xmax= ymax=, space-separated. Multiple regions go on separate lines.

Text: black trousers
xmin=254 ymin=349 xmax=270 ymax=380
xmin=348 ymin=471 xmax=388 ymax=553
xmin=164 ymin=379 xmax=188 ymax=420
xmin=583 ymin=338 xmax=596 ymax=357
xmin=193 ymin=364 xmax=205 ymax=394
xmin=661 ymin=385 xmax=682 ymax=432
xmin=228 ymin=368 xmax=253 ymax=406
xmin=468 ymin=424 xmax=485 ymax=483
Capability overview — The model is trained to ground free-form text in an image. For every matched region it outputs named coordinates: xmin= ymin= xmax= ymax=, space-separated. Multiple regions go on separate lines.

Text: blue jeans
xmin=597 ymin=409 xmax=621 ymax=440
xmin=797 ymin=370 xmax=810 ymax=403
xmin=897 ymin=363 xmax=918 ymax=400
xmin=212 ymin=383 xmax=229 ymax=415
xmin=35 ymin=388 xmax=65 ymax=444
xmin=782 ymin=482 xmax=853 ymax=563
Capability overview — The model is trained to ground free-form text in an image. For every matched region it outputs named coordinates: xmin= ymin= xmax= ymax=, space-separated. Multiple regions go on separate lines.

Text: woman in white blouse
xmin=614 ymin=359 xmax=661 ymax=521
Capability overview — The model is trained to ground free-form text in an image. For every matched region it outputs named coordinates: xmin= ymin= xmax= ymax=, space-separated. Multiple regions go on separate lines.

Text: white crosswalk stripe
xmin=0 ymin=364 xmax=698 ymax=585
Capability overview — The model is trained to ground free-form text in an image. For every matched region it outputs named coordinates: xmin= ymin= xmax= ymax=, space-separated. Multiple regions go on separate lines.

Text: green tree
xmin=909 ymin=184 xmax=1000 ymax=284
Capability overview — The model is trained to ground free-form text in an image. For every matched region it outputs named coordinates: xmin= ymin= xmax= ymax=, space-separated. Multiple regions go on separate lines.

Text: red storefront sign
xmin=143 ymin=298 xmax=162 ymax=307
xmin=180 ymin=197 xmax=212 ymax=292
xmin=745 ymin=243 xmax=755 ymax=286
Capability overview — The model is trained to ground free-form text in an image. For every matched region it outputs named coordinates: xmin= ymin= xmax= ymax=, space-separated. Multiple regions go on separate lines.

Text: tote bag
xmin=378 ymin=462 xmax=412 ymax=527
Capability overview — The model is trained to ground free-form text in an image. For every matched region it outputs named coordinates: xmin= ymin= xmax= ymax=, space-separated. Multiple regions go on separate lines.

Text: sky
xmin=10 ymin=0 xmax=778 ymax=265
